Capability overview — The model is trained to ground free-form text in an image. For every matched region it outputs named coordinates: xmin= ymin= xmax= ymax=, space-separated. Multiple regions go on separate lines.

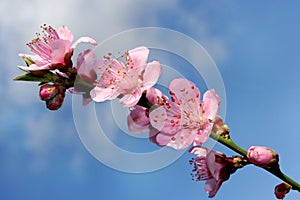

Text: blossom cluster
xmin=16 ymin=25 xmax=98 ymax=109
xmin=15 ymin=25 xmax=297 ymax=199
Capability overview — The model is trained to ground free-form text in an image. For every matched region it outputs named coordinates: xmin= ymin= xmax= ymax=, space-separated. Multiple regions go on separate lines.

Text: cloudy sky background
xmin=1 ymin=1 xmax=300 ymax=199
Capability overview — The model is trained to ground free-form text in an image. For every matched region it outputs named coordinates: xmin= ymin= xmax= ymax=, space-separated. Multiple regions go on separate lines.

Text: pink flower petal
xmin=117 ymin=66 xmax=145 ymax=92
xmin=50 ymin=39 xmax=71 ymax=63
xmin=90 ymin=86 xmax=120 ymax=102
xmin=98 ymin=59 xmax=126 ymax=87
xmin=150 ymin=100 xmax=181 ymax=136
xmin=169 ymin=78 xmax=201 ymax=104
xmin=189 ymin=146 xmax=208 ymax=157
xmin=206 ymin=150 xmax=227 ymax=181
xmin=18 ymin=53 xmax=44 ymax=64
xmin=205 ymin=179 xmax=223 ymax=198
xmin=128 ymin=46 xmax=149 ymax=68
xmin=206 ymin=151 xmax=217 ymax=177
xmin=119 ymin=90 xmax=142 ymax=107
xmin=149 ymin=106 xmax=167 ymax=131
xmin=55 ymin=70 xmax=69 ymax=78
xmin=128 ymin=117 xmax=150 ymax=134
xmin=127 ymin=106 xmax=150 ymax=134
xmin=18 ymin=64 xmax=51 ymax=71
xmin=76 ymin=49 xmax=98 ymax=80
xmin=57 ymin=25 xmax=74 ymax=42
xmin=142 ymin=61 xmax=162 ymax=90
xmin=167 ymin=129 xmax=197 ymax=150
xmin=193 ymin=123 xmax=213 ymax=146
xmin=71 ymin=37 xmax=97 ymax=49
xmin=155 ymin=132 xmax=172 ymax=146
xmin=146 ymin=87 xmax=163 ymax=105
xmin=203 ymin=89 xmax=220 ymax=120
xmin=76 ymin=50 xmax=87 ymax=69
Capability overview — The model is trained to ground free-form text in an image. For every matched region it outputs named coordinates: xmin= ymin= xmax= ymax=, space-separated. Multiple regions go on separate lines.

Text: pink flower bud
xmin=46 ymin=92 xmax=65 ymax=110
xmin=274 ymin=182 xmax=291 ymax=199
xmin=127 ymin=105 xmax=150 ymax=134
xmin=39 ymin=84 xmax=59 ymax=101
xmin=247 ymin=146 xmax=276 ymax=166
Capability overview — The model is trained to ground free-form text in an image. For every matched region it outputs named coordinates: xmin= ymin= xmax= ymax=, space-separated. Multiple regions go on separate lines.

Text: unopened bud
xmin=39 ymin=84 xmax=59 ymax=101
xmin=247 ymin=146 xmax=278 ymax=166
xmin=275 ymin=182 xmax=291 ymax=199
xmin=46 ymin=92 xmax=65 ymax=110
xmin=212 ymin=115 xmax=230 ymax=139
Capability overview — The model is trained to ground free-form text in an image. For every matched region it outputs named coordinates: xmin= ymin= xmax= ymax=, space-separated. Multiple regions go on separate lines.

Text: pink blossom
xmin=127 ymin=88 xmax=163 ymax=134
xmin=189 ymin=146 xmax=230 ymax=198
xmin=247 ymin=146 xmax=275 ymax=166
xmin=90 ymin=46 xmax=162 ymax=107
xmin=127 ymin=105 xmax=150 ymax=134
xmin=149 ymin=78 xmax=220 ymax=150
xmin=70 ymin=49 xmax=99 ymax=105
xmin=18 ymin=25 xmax=97 ymax=71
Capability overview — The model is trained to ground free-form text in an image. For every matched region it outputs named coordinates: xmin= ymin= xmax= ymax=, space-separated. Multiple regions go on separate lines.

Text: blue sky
xmin=1 ymin=1 xmax=300 ymax=199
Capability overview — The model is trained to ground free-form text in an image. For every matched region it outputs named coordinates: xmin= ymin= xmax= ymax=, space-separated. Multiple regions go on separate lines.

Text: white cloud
xmin=24 ymin=113 xmax=60 ymax=154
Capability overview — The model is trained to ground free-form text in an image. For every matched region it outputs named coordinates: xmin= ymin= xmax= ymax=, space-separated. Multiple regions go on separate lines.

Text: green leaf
xmin=13 ymin=73 xmax=49 ymax=82
xmin=22 ymin=56 xmax=35 ymax=66
xmin=13 ymin=71 xmax=59 ymax=83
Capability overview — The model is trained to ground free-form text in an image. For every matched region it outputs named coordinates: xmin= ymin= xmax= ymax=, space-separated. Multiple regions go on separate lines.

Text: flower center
xmin=181 ymin=109 xmax=207 ymax=130
xmin=27 ymin=25 xmax=59 ymax=60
